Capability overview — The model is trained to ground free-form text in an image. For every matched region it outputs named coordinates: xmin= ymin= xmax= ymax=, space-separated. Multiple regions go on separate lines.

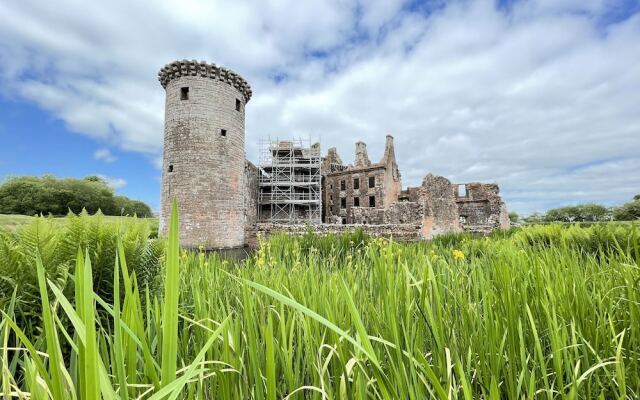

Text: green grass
xmin=0 ymin=213 xmax=639 ymax=398
xmin=0 ymin=214 xmax=40 ymax=232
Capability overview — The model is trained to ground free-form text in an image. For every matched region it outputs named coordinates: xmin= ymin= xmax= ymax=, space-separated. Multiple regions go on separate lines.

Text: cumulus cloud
xmin=0 ymin=0 xmax=639 ymax=214
xmin=94 ymin=148 xmax=117 ymax=163
xmin=97 ymin=174 xmax=127 ymax=190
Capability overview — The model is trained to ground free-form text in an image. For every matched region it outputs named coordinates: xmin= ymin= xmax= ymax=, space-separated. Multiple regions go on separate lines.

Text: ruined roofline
xmin=158 ymin=59 xmax=252 ymax=103
xmin=324 ymin=161 xmax=388 ymax=177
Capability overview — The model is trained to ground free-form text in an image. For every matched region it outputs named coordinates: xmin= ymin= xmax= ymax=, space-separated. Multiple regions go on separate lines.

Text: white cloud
xmin=94 ymin=148 xmax=117 ymax=163
xmin=97 ymin=174 xmax=127 ymax=190
xmin=0 ymin=0 xmax=639 ymax=214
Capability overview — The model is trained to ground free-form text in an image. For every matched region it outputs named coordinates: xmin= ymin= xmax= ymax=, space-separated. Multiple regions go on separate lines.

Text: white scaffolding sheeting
xmin=258 ymin=137 xmax=321 ymax=224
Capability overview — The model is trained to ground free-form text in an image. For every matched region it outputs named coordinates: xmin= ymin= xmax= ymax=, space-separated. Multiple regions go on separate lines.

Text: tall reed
xmin=0 ymin=214 xmax=638 ymax=398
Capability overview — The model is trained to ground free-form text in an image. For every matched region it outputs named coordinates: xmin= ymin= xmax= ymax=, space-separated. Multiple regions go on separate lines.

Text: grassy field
xmin=0 ymin=214 xmax=43 ymax=232
xmin=0 ymin=208 xmax=638 ymax=399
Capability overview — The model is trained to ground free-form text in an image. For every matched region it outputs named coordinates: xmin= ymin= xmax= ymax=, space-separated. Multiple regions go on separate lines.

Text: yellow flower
xmin=452 ymin=249 xmax=465 ymax=261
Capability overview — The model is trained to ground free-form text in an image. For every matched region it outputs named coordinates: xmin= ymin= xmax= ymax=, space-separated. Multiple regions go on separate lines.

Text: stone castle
xmin=159 ymin=60 xmax=509 ymax=249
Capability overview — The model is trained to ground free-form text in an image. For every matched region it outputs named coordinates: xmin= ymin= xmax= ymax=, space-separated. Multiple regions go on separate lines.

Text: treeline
xmin=518 ymin=194 xmax=640 ymax=223
xmin=0 ymin=175 xmax=153 ymax=217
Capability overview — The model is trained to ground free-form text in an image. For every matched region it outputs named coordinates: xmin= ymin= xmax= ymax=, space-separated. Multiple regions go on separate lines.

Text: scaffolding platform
xmin=258 ymin=138 xmax=321 ymax=224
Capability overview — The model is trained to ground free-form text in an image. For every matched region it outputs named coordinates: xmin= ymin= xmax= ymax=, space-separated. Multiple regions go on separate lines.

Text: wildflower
xmin=452 ymin=249 xmax=465 ymax=261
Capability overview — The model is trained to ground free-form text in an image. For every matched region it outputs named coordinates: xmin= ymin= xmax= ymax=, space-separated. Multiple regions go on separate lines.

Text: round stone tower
xmin=158 ymin=60 xmax=252 ymax=248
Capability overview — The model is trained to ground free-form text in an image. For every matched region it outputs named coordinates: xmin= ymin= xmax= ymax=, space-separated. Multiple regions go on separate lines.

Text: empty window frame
xmin=341 ymin=218 xmax=347 ymax=225
xmin=369 ymin=196 xmax=376 ymax=207
xmin=341 ymin=198 xmax=346 ymax=209
xmin=354 ymin=197 xmax=360 ymax=207
xmin=235 ymin=98 xmax=241 ymax=111
xmin=369 ymin=176 xmax=375 ymax=188
xmin=180 ymin=87 xmax=189 ymax=100
xmin=457 ymin=184 xmax=467 ymax=197
xmin=168 ymin=164 xmax=174 ymax=172
xmin=340 ymin=180 xmax=346 ymax=191
xmin=353 ymin=178 xmax=359 ymax=189
xmin=220 ymin=129 xmax=227 ymax=137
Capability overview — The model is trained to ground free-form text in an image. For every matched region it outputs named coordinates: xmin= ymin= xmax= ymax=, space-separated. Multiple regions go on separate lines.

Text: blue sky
xmin=1 ymin=0 xmax=639 ymax=215
xmin=0 ymin=99 xmax=160 ymax=209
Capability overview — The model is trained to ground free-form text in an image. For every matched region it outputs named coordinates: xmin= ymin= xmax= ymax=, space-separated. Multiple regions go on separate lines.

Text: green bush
xmin=0 ymin=175 xmax=153 ymax=217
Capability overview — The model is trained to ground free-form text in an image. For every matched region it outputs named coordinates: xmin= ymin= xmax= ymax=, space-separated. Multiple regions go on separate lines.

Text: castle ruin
xmin=159 ymin=60 xmax=509 ymax=248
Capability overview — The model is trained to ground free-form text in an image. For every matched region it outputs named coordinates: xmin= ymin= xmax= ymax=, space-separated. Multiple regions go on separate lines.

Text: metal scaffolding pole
xmin=258 ymin=137 xmax=321 ymax=224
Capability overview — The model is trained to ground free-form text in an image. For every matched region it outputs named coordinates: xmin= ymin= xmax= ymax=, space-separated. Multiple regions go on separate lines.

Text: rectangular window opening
xmin=220 ymin=129 xmax=227 ymax=137
xmin=354 ymin=197 xmax=359 ymax=207
xmin=369 ymin=196 xmax=376 ymax=207
xmin=180 ymin=87 xmax=189 ymax=100
xmin=353 ymin=178 xmax=359 ymax=189
xmin=369 ymin=176 xmax=375 ymax=188
xmin=457 ymin=184 xmax=467 ymax=197
xmin=341 ymin=218 xmax=347 ymax=225
xmin=168 ymin=164 xmax=174 ymax=173
xmin=235 ymin=98 xmax=241 ymax=111
xmin=340 ymin=180 xmax=346 ymax=191
xmin=341 ymin=198 xmax=346 ymax=209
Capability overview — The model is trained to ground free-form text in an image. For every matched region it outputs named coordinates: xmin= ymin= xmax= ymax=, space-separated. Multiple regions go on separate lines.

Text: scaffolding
xmin=258 ymin=138 xmax=321 ymax=224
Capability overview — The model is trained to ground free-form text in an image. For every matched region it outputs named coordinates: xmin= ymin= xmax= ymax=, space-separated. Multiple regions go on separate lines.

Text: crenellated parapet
xmin=158 ymin=59 xmax=252 ymax=102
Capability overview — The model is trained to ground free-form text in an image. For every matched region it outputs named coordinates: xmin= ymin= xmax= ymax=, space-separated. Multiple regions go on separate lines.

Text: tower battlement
xmin=158 ymin=59 xmax=252 ymax=103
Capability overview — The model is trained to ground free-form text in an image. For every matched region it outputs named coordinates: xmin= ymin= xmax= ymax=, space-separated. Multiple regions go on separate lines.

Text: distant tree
xmin=508 ymin=211 xmax=519 ymax=223
xmin=0 ymin=175 xmax=152 ymax=217
xmin=543 ymin=204 xmax=608 ymax=222
xmin=114 ymin=195 xmax=153 ymax=217
xmin=634 ymin=194 xmax=640 ymax=201
xmin=523 ymin=212 xmax=544 ymax=224
xmin=613 ymin=198 xmax=640 ymax=221
xmin=578 ymin=203 xmax=608 ymax=221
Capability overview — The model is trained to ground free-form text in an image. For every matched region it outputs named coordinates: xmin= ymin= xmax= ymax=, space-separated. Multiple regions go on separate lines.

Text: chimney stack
xmin=382 ymin=134 xmax=396 ymax=164
xmin=354 ymin=141 xmax=371 ymax=167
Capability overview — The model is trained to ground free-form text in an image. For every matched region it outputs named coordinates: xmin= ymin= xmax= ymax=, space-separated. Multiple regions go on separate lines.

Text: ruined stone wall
xmin=383 ymin=202 xmax=422 ymax=224
xmin=350 ymin=202 xmax=422 ymax=225
xmin=350 ymin=207 xmax=385 ymax=224
xmin=455 ymin=182 xmax=509 ymax=233
xmin=413 ymin=174 xmax=463 ymax=239
xmin=324 ymin=166 xmax=387 ymax=224
xmin=323 ymin=136 xmax=401 ymax=224
xmin=159 ymin=60 xmax=250 ymax=249
xmin=244 ymin=160 xmax=259 ymax=229
xmin=246 ymin=223 xmax=422 ymax=247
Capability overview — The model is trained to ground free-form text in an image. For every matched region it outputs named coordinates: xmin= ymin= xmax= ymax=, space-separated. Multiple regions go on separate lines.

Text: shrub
xmin=0 ymin=175 xmax=153 ymax=217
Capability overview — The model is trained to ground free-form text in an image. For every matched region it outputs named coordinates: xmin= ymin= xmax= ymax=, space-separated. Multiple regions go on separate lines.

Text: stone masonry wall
xmin=415 ymin=174 xmax=463 ymax=238
xmin=244 ymin=160 xmax=259 ymax=229
xmin=325 ymin=166 xmax=388 ymax=224
xmin=246 ymin=223 xmax=422 ymax=248
xmin=455 ymin=182 xmax=510 ymax=234
xmin=160 ymin=61 xmax=249 ymax=249
xmin=351 ymin=202 xmax=422 ymax=225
